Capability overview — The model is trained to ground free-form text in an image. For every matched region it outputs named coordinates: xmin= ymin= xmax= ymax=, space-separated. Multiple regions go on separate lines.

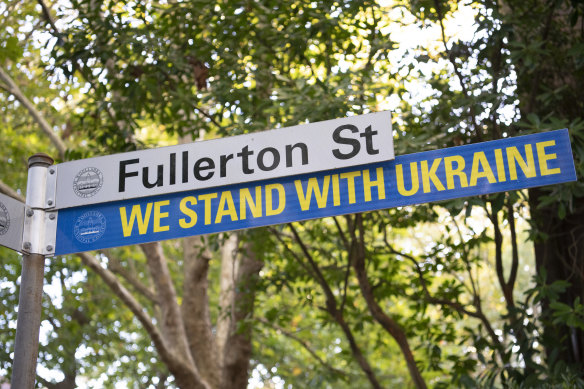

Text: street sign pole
xmin=11 ymin=252 xmax=45 ymax=388
xmin=11 ymin=153 xmax=54 ymax=389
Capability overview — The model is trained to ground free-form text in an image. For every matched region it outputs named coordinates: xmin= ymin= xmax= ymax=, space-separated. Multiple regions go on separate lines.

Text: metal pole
xmin=11 ymin=153 xmax=54 ymax=389
xmin=10 ymin=253 xmax=45 ymax=388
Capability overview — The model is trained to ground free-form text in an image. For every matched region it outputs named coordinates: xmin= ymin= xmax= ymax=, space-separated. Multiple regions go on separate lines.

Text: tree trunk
xmin=182 ymin=236 xmax=221 ymax=388
xmin=499 ymin=0 xmax=584 ymax=369
xmin=141 ymin=243 xmax=211 ymax=389
xmin=217 ymin=233 xmax=240 ymax=359
xmin=529 ymin=188 xmax=584 ymax=364
xmin=220 ymin=236 xmax=263 ymax=389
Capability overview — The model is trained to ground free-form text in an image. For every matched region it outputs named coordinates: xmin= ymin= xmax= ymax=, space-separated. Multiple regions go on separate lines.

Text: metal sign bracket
xmin=21 ymin=208 xmax=58 ymax=256
xmin=21 ymin=158 xmax=58 ymax=256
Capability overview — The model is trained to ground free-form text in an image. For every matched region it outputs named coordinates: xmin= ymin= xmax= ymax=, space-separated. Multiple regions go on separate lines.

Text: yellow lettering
xmin=266 ymin=184 xmax=286 ymax=216
xmin=340 ymin=171 xmax=360 ymax=204
xmin=153 ymin=200 xmax=170 ymax=232
xmin=240 ymin=187 xmax=262 ymax=220
xmin=536 ymin=140 xmax=561 ymax=176
xmin=179 ymin=197 xmax=198 ymax=228
xmin=507 ymin=145 xmax=536 ymax=180
xmin=494 ymin=149 xmax=506 ymax=182
xmin=215 ymin=191 xmax=238 ymax=224
xmin=363 ymin=168 xmax=385 ymax=201
xmin=294 ymin=176 xmax=330 ymax=211
xmin=421 ymin=158 xmax=445 ymax=193
xmin=469 ymin=152 xmax=496 ymax=186
xmin=332 ymin=174 xmax=340 ymax=206
xmin=198 ymin=193 xmax=218 ymax=225
xmin=120 ymin=203 xmax=152 ymax=237
xmin=396 ymin=162 xmax=419 ymax=196
xmin=444 ymin=156 xmax=468 ymax=189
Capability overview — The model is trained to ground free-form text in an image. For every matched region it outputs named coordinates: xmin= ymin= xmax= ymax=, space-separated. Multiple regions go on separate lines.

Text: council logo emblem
xmin=0 ymin=201 xmax=9 ymax=236
xmin=74 ymin=211 xmax=106 ymax=243
xmin=73 ymin=167 xmax=103 ymax=198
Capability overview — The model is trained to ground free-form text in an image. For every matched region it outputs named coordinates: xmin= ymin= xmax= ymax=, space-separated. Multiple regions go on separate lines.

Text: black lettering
xmin=142 ymin=165 xmax=164 ymax=188
xmin=332 ymin=124 xmax=360 ymax=160
xmin=194 ymin=157 xmax=215 ymax=180
xmin=257 ymin=147 xmax=280 ymax=171
xmin=285 ymin=143 xmax=308 ymax=167
xmin=359 ymin=125 xmax=379 ymax=155
xmin=170 ymin=153 xmax=176 ymax=185
xmin=119 ymin=159 xmax=139 ymax=192
xmin=237 ymin=146 xmax=255 ymax=174
xmin=220 ymin=153 xmax=234 ymax=177
xmin=182 ymin=151 xmax=189 ymax=183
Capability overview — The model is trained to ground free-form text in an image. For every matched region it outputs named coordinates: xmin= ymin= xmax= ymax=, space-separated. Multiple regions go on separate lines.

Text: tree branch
xmin=288 ymin=222 xmax=382 ymax=389
xmin=433 ymin=0 xmax=481 ymax=141
xmin=257 ymin=317 xmax=348 ymax=379
xmin=489 ymin=205 xmax=507 ymax=300
xmin=77 ymin=252 xmax=207 ymax=389
xmin=0 ymin=66 xmax=66 ymax=159
xmin=0 ymin=179 xmax=24 ymax=201
xmin=105 ymin=252 xmax=158 ymax=305
xmin=196 ymin=107 xmax=224 ymax=132
xmin=36 ymin=0 xmax=62 ymax=42
xmin=450 ymin=216 xmax=480 ymax=301
xmin=269 ymin=226 xmax=317 ymax=278
xmin=140 ymin=244 xmax=193 ymax=359
xmin=36 ymin=0 xmax=134 ymax=140
xmin=381 ymin=228 xmax=503 ymax=357
xmin=506 ymin=201 xmax=519 ymax=308
xmin=352 ymin=215 xmax=427 ymax=389
xmin=332 ymin=218 xmax=353 ymax=315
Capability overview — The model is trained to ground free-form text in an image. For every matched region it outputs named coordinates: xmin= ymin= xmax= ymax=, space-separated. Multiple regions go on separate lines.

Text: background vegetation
xmin=1 ymin=0 xmax=583 ymax=387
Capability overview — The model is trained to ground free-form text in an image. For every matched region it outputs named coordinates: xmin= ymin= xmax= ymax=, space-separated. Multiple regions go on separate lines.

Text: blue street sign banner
xmin=53 ymin=129 xmax=577 ymax=256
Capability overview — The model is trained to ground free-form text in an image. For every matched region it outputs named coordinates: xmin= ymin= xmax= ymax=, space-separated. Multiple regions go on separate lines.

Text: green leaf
xmin=0 ymin=37 xmax=23 ymax=63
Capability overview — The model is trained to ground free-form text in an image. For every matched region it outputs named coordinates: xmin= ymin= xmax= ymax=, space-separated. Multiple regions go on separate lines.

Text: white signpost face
xmin=0 ymin=193 xmax=25 ymax=253
xmin=54 ymin=111 xmax=394 ymax=209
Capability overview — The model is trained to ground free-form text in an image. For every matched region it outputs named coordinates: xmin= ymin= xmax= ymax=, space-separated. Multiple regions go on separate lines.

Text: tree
xmin=501 ymin=0 xmax=584 ymax=367
xmin=2 ymin=0 xmax=584 ymax=388
xmin=399 ymin=0 xmax=584 ymax=383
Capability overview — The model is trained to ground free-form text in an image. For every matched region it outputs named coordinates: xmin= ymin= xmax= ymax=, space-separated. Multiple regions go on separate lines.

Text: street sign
xmin=54 ymin=111 xmax=394 ymax=209
xmin=0 ymin=192 xmax=25 ymax=253
xmin=53 ymin=129 xmax=576 ymax=256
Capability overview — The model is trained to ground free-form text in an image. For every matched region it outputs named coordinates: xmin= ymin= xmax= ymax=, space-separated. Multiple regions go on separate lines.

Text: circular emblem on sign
xmin=73 ymin=167 xmax=103 ymax=198
xmin=0 ymin=201 xmax=9 ymax=236
xmin=74 ymin=211 xmax=106 ymax=243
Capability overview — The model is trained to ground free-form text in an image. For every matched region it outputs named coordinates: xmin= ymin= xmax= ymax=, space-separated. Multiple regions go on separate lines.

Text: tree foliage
xmin=1 ymin=0 xmax=583 ymax=388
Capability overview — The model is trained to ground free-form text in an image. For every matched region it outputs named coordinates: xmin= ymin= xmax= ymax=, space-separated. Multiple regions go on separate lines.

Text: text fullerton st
xmin=118 ymin=124 xmax=382 ymax=192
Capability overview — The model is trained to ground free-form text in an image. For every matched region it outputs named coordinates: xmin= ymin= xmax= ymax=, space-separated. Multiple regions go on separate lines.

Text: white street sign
xmin=0 ymin=192 xmax=25 ymax=253
xmin=54 ymin=111 xmax=394 ymax=209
